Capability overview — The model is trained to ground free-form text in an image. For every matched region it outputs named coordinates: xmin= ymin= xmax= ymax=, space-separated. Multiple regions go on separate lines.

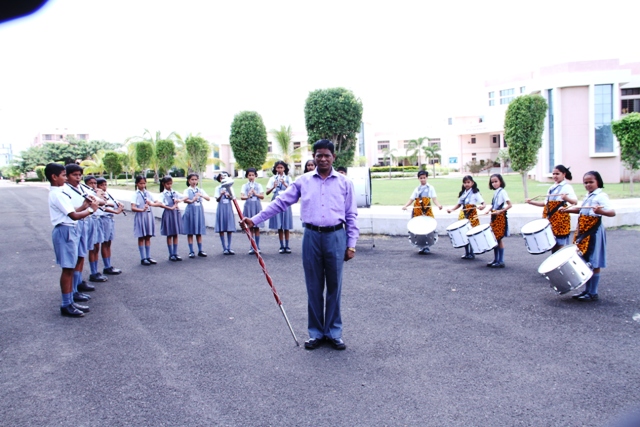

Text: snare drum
xmin=537 ymin=245 xmax=592 ymax=295
xmin=521 ymin=218 xmax=556 ymax=254
xmin=446 ymin=219 xmax=471 ymax=248
xmin=407 ymin=216 xmax=438 ymax=248
xmin=466 ymin=224 xmax=497 ymax=254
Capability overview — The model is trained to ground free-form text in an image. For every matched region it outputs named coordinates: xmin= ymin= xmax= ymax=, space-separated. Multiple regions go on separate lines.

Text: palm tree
xmin=80 ymin=150 xmax=107 ymax=176
xmin=407 ymin=137 xmax=430 ymax=168
xmin=422 ymin=144 xmax=441 ymax=177
xmin=381 ymin=147 xmax=397 ymax=179
xmin=266 ymin=125 xmax=307 ymax=176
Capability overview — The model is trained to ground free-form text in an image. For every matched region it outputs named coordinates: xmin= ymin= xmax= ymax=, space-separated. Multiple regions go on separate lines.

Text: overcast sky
xmin=1 ymin=0 xmax=638 ymax=153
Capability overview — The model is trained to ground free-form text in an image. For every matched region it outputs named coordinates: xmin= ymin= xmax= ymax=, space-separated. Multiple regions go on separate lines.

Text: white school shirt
xmin=214 ymin=185 xmax=235 ymax=204
xmin=131 ymin=190 xmax=156 ymax=211
xmin=267 ymin=175 xmax=291 ymax=196
xmin=458 ymin=189 xmax=484 ymax=206
xmin=491 ymin=188 xmax=510 ymax=210
xmin=65 ymin=182 xmax=88 ymax=210
xmin=183 ymin=187 xmax=208 ymax=206
xmin=579 ymin=188 xmax=611 ymax=217
xmin=546 ymin=180 xmax=576 ymax=202
xmin=162 ymin=189 xmax=181 ymax=207
xmin=410 ymin=184 xmax=437 ymax=200
xmin=241 ymin=182 xmax=263 ymax=201
xmin=48 ymin=186 xmax=77 ymax=226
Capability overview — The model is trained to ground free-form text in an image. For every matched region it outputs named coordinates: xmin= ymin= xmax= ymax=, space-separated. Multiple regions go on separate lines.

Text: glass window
xmin=489 ymin=99 xmax=495 ymax=106
xmin=520 ymin=86 xmax=526 ymax=94
xmin=488 ymin=91 xmax=495 ymax=99
xmin=594 ymin=84 xmax=613 ymax=153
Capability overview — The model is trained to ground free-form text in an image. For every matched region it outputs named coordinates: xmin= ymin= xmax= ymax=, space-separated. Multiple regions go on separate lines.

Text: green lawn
xmin=112 ymin=173 xmax=637 ymax=206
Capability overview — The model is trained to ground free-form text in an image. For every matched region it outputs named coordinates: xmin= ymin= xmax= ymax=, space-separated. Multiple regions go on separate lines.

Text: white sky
xmin=1 ymin=0 xmax=638 ymax=153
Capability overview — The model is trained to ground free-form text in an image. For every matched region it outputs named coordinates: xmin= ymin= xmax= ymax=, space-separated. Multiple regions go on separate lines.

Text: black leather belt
xmin=304 ymin=223 xmax=344 ymax=233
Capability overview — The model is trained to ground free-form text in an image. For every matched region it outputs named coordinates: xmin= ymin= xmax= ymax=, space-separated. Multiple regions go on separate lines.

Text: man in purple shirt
xmin=242 ymin=140 xmax=359 ymax=350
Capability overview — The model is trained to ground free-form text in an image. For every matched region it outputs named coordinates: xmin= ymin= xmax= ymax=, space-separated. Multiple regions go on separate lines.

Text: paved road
xmin=1 ymin=185 xmax=639 ymax=427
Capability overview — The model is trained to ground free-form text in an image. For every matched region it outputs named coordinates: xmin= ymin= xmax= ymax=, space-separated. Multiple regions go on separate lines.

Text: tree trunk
xmin=631 ymin=173 xmax=635 ymax=195
xmin=521 ymin=172 xmax=529 ymax=199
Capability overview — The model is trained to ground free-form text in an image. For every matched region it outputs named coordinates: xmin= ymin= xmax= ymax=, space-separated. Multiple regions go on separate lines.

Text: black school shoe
xmin=304 ymin=337 xmax=324 ymax=350
xmin=73 ymin=292 xmax=91 ymax=302
xmin=147 ymin=258 xmax=157 ymax=264
xmin=61 ymin=304 xmax=84 ymax=317
xmin=198 ymin=251 xmax=207 ymax=257
xmin=78 ymin=281 xmax=96 ymax=292
xmin=72 ymin=302 xmax=90 ymax=313
xmin=89 ymin=273 xmax=107 ymax=283
xmin=103 ymin=267 xmax=122 ymax=275
xmin=141 ymin=259 xmax=152 ymax=266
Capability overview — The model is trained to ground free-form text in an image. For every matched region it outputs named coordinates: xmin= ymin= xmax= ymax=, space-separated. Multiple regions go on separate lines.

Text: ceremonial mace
xmin=220 ymin=178 xmax=300 ymax=346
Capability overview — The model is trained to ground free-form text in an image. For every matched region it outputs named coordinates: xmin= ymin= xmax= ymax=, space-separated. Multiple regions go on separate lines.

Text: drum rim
xmin=521 ymin=218 xmax=551 ymax=235
xmin=465 ymin=223 xmax=491 ymax=236
xmin=446 ymin=219 xmax=470 ymax=231
xmin=407 ymin=216 xmax=437 ymax=234
xmin=537 ymin=245 xmax=581 ymax=274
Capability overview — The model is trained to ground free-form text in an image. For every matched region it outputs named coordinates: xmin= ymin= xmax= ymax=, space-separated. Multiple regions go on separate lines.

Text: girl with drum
xmin=485 ymin=174 xmax=512 ymax=268
xmin=447 ymin=176 xmax=485 ymax=259
xmin=525 ymin=165 xmax=577 ymax=253
xmin=559 ymin=171 xmax=616 ymax=302
xmin=401 ymin=170 xmax=443 ymax=254
xmin=266 ymin=161 xmax=294 ymax=254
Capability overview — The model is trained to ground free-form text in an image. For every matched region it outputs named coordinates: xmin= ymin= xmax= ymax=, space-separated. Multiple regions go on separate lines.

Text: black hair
xmin=554 ymin=165 xmax=572 ymax=181
xmin=337 ymin=166 xmax=348 ymax=174
xmin=186 ymin=173 xmax=199 ymax=186
xmin=65 ymin=163 xmax=83 ymax=175
xmin=159 ymin=175 xmax=173 ymax=192
xmin=313 ymin=139 xmax=335 ymax=154
xmin=304 ymin=159 xmax=316 ymax=171
xmin=96 ymin=177 xmax=107 ymax=186
xmin=417 ymin=170 xmax=428 ymax=178
xmin=245 ymin=168 xmax=258 ymax=178
xmin=134 ymin=175 xmax=147 ymax=186
xmin=458 ymin=175 xmax=479 ymax=196
xmin=489 ymin=173 xmax=506 ymax=189
xmin=584 ymin=171 xmax=604 ymax=189
xmin=84 ymin=175 xmax=97 ymax=184
xmin=272 ymin=161 xmax=290 ymax=176
xmin=44 ymin=163 xmax=65 ymax=183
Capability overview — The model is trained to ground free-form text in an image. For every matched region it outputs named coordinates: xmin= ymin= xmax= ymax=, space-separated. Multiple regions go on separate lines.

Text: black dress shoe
xmin=304 ymin=337 xmax=324 ymax=350
xmin=141 ymin=259 xmax=152 ymax=266
xmin=223 ymin=249 xmax=230 ymax=255
xmin=147 ymin=258 xmax=157 ymax=264
xmin=279 ymin=248 xmax=285 ymax=254
xmin=572 ymin=290 xmax=589 ymax=300
xmin=487 ymin=261 xmax=497 ymax=267
xmin=89 ymin=273 xmax=107 ymax=283
xmin=78 ymin=281 xmax=96 ymax=292
xmin=198 ymin=251 xmax=207 ymax=257
xmin=169 ymin=255 xmax=178 ymax=261
xmin=71 ymin=302 xmax=90 ymax=313
xmin=61 ymin=304 xmax=84 ymax=317
xmin=489 ymin=262 xmax=505 ymax=268
xmin=461 ymin=254 xmax=474 ymax=259
xmin=103 ymin=267 xmax=122 ymax=275
xmin=328 ymin=337 xmax=346 ymax=350
xmin=577 ymin=293 xmax=598 ymax=301
xmin=228 ymin=249 xmax=235 ymax=255
xmin=174 ymin=255 xmax=182 ymax=261
xmin=189 ymin=252 xmax=196 ymax=259
xmin=284 ymin=247 xmax=292 ymax=254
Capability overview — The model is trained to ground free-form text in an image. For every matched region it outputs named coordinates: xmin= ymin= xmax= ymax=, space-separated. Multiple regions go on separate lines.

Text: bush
xmin=370 ymin=166 xmax=420 ymax=173
xmin=35 ymin=166 xmax=46 ymax=181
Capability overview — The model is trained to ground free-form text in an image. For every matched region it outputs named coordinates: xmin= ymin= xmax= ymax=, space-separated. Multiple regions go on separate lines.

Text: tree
xmin=496 ymin=148 xmax=510 ymax=174
xmin=121 ymin=145 xmax=138 ymax=182
xmin=407 ymin=137 xmax=430 ymax=168
xmin=80 ymin=150 xmax=107 ymax=176
xmin=504 ymin=94 xmax=548 ymax=198
xmin=135 ymin=141 xmax=154 ymax=173
xmin=612 ymin=112 xmax=640 ymax=195
xmin=422 ymin=144 xmax=441 ymax=178
xmin=184 ymin=135 xmax=212 ymax=177
xmin=381 ymin=147 xmax=397 ymax=179
xmin=103 ymin=151 xmax=123 ymax=183
xmin=266 ymin=125 xmax=307 ymax=176
xmin=304 ymin=87 xmax=363 ymax=168
xmin=126 ymin=129 xmax=181 ymax=182
xmin=229 ymin=111 xmax=269 ymax=171
xmin=155 ymin=139 xmax=176 ymax=176
xmin=35 ymin=165 xmax=46 ymax=181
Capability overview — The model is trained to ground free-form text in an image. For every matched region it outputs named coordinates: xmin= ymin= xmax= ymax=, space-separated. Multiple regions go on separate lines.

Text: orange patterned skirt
xmin=573 ymin=215 xmax=601 ymax=257
xmin=413 ymin=197 xmax=434 ymax=218
xmin=491 ymin=212 xmax=507 ymax=241
xmin=458 ymin=204 xmax=479 ymax=227
xmin=543 ymin=201 xmax=571 ymax=238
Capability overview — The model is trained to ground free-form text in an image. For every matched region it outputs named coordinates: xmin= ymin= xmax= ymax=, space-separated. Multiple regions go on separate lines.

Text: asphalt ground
xmin=1 ymin=185 xmax=639 ymax=427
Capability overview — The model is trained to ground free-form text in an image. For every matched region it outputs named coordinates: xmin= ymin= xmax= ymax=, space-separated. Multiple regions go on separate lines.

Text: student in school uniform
xmin=525 ymin=164 xmax=577 ymax=253
xmin=485 ymin=174 xmax=512 ymax=268
xmin=447 ymin=175 xmax=486 ymax=260
xmin=401 ymin=170 xmax=443 ymax=254
xmin=64 ymin=164 xmax=101 ymax=301
xmin=131 ymin=175 xmax=168 ymax=266
xmin=215 ymin=172 xmax=236 ymax=255
xmin=182 ymin=173 xmax=210 ymax=258
xmin=95 ymin=178 xmax=124 ymax=275
xmin=83 ymin=175 xmax=109 ymax=283
xmin=240 ymin=168 xmax=264 ymax=254
xmin=45 ymin=163 xmax=98 ymax=317
xmin=159 ymin=175 xmax=186 ymax=261
xmin=560 ymin=171 xmax=616 ymax=302
xmin=266 ymin=161 xmax=294 ymax=254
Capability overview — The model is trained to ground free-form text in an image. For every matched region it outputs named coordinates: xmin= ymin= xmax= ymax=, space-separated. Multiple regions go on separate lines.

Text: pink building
xmin=33 ymin=129 xmax=90 ymax=146
xmin=444 ymin=59 xmax=640 ymax=183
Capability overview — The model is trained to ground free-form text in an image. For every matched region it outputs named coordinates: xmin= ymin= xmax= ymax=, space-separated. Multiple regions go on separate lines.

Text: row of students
xmin=46 ymin=163 xmax=125 ymax=317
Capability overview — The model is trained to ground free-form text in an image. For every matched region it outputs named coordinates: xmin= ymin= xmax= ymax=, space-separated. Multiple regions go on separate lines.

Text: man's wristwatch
xmin=347 ymin=247 xmax=356 ymax=253
xmin=87 ymin=207 xmax=94 ymax=214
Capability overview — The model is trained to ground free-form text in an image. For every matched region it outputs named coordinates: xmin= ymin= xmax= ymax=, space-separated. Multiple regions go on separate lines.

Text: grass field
xmin=114 ymin=173 xmax=638 ymax=206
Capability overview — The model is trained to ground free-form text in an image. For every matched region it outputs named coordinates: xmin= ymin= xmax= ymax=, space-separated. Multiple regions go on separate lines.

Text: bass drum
xmin=347 ymin=167 xmax=372 ymax=208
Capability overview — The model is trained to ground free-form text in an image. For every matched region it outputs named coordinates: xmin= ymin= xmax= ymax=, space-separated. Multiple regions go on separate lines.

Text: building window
xmin=499 ymin=88 xmax=515 ymax=105
xmin=44 ymin=134 xmax=53 ymax=140
xmin=548 ymin=89 xmax=555 ymax=172
xmin=489 ymin=99 xmax=495 ymax=106
xmin=499 ymin=89 xmax=514 ymax=96
xmin=491 ymin=134 xmax=500 ymax=144
xmin=488 ymin=91 xmax=495 ymax=99
xmin=470 ymin=137 xmax=476 ymax=144
xmin=267 ymin=142 xmax=272 ymax=153
xmin=293 ymin=141 xmax=301 ymax=149
xmin=77 ymin=134 xmax=88 ymax=140
xmin=403 ymin=140 xmax=411 ymax=149
xmin=622 ymin=88 xmax=640 ymax=96
xmin=447 ymin=118 xmax=453 ymax=125
xmin=594 ymin=84 xmax=614 ymax=153
xmin=377 ymin=141 xmax=389 ymax=150
xmin=500 ymin=97 xmax=514 ymax=105
xmin=520 ymin=86 xmax=526 ymax=94
xmin=622 ymin=99 xmax=640 ymax=114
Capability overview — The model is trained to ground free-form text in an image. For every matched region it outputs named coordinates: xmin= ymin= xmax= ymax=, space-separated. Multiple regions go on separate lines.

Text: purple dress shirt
xmin=251 ymin=169 xmax=359 ymax=247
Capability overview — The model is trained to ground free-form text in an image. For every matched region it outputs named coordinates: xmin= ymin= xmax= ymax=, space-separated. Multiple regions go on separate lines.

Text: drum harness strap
xmin=573 ymin=193 xmax=601 ymax=259
xmin=545 ymin=184 xmax=567 ymax=219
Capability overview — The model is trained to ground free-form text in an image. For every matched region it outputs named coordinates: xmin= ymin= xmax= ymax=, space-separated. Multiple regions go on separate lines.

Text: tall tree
xmin=406 ymin=137 xmax=430 ymax=168
xmin=229 ymin=111 xmax=269 ymax=170
xmin=126 ymin=129 xmax=181 ymax=182
xmin=80 ymin=150 xmax=107 ymax=176
xmin=135 ymin=141 xmax=154 ymax=173
xmin=267 ymin=125 xmax=306 ymax=176
xmin=155 ymin=139 xmax=176 ymax=176
xmin=422 ymin=144 xmax=441 ymax=178
xmin=612 ymin=112 xmax=640 ymax=195
xmin=102 ymin=151 xmax=123 ymax=183
xmin=381 ymin=147 xmax=397 ymax=179
xmin=504 ymin=94 xmax=548 ymax=198
xmin=184 ymin=135 xmax=212 ymax=177
xmin=304 ymin=87 xmax=363 ymax=168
